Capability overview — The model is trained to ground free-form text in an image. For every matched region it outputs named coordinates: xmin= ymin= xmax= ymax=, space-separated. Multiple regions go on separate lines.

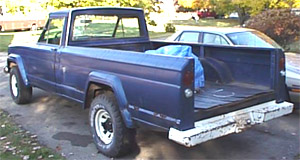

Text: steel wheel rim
xmin=95 ymin=108 xmax=113 ymax=144
xmin=11 ymin=74 xmax=18 ymax=97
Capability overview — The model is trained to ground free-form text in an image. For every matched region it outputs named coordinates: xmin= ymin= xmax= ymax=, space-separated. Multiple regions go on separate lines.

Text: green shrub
xmin=245 ymin=9 xmax=300 ymax=50
xmin=164 ymin=23 xmax=176 ymax=33
xmin=148 ymin=20 xmax=157 ymax=26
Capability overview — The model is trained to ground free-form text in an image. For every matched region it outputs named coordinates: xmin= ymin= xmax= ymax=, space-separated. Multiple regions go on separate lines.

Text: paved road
xmin=0 ymin=52 xmax=299 ymax=159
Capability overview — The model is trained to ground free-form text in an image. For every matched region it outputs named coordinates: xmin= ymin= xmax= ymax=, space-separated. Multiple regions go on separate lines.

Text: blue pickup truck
xmin=4 ymin=7 xmax=294 ymax=157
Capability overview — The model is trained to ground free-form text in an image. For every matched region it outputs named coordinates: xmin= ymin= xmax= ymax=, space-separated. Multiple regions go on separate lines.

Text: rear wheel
xmin=89 ymin=91 xmax=136 ymax=157
xmin=9 ymin=67 xmax=32 ymax=104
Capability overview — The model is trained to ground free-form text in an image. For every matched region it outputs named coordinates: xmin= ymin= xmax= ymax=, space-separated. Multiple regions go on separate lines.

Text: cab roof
xmin=49 ymin=7 xmax=143 ymax=17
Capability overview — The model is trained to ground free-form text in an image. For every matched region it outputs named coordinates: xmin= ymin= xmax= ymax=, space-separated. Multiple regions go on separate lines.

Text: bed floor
xmin=194 ymin=82 xmax=273 ymax=110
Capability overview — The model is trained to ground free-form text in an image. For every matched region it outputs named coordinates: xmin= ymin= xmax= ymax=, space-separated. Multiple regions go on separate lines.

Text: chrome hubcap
xmin=95 ymin=108 xmax=113 ymax=144
xmin=11 ymin=74 xmax=18 ymax=97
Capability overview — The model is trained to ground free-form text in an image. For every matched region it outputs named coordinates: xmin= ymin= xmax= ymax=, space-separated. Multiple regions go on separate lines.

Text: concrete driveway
xmin=0 ymin=52 xmax=299 ymax=159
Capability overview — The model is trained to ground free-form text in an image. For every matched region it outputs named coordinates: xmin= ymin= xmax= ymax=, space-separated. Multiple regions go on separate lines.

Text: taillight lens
xmin=183 ymin=71 xmax=194 ymax=86
xmin=279 ymin=58 xmax=285 ymax=70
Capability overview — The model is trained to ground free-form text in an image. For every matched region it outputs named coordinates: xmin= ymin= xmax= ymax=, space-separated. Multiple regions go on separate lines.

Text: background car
xmin=285 ymin=52 xmax=300 ymax=105
xmin=168 ymin=27 xmax=300 ymax=104
xmin=197 ymin=9 xmax=217 ymax=18
xmin=228 ymin=12 xmax=239 ymax=19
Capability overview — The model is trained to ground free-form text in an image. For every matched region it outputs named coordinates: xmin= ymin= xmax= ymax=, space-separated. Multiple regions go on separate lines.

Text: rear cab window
xmin=72 ymin=15 xmax=140 ymax=41
xmin=68 ymin=9 xmax=148 ymax=46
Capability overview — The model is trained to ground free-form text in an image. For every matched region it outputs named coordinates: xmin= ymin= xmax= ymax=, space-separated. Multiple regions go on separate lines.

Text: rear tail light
xmin=183 ymin=71 xmax=194 ymax=86
xmin=279 ymin=57 xmax=286 ymax=76
xmin=279 ymin=57 xmax=285 ymax=70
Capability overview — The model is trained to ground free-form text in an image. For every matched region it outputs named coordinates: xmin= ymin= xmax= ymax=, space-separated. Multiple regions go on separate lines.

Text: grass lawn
xmin=0 ymin=34 xmax=14 ymax=52
xmin=0 ymin=109 xmax=64 ymax=160
xmin=287 ymin=40 xmax=300 ymax=53
xmin=172 ymin=19 xmax=239 ymax=27
xmin=0 ymin=31 xmax=41 ymax=52
xmin=149 ymin=31 xmax=173 ymax=40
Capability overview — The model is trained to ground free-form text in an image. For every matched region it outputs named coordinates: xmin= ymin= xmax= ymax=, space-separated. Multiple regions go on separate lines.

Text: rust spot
xmin=133 ymin=106 xmax=139 ymax=111
xmin=9 ymin=62 xmax=17 ymax=68
xmin=159 ymin=114 xmax=166 ymax=119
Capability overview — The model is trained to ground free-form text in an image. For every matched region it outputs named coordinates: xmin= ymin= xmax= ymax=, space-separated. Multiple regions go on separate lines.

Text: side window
xmin=38 ymin=18 xmax=65 ymax=45
xmin=179 ymin=32 xmax=200 ymax=43
xmin=203 ymin=33 xmax=229 ymax=45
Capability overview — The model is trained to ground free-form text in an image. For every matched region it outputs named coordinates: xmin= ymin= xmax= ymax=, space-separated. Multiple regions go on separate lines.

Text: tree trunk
xmin=236 ymin=6 xmax=248 ymax=26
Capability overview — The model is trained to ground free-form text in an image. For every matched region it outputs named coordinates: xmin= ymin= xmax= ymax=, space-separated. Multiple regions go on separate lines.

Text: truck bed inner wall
xmin=95 ymin=41 xmax=274 ymax=88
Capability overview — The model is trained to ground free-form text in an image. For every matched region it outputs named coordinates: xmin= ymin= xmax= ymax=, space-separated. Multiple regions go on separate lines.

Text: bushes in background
xmin=165 ymin=23 xmax=176 ymax=33
xmin=246 ymin=9 xmax=300 ymax=50
xmin=148 ymin=20 xmax=157 ymax=26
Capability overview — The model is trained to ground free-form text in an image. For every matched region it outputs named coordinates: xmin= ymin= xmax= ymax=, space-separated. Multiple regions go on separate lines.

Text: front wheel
xmin=9 ymin=67 xmax=32 ymax=104
xmin=89 ymin=91 xmax=136 ymax=157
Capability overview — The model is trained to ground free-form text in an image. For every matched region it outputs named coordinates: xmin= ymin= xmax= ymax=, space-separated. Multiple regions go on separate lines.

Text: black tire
xmin=9 ymin=67 xmax=32 ymax=104
xmin=89 ymin=91 xmax=136 ymax=157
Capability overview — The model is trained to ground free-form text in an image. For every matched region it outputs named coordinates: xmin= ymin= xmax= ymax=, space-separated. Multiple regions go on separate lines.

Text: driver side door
xmin=25 ymin=17 xmax=65 ymax=92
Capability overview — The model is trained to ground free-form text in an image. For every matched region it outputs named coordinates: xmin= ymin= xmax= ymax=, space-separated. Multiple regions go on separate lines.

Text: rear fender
xmin=84 ymin=71 xmax=133 ymax=128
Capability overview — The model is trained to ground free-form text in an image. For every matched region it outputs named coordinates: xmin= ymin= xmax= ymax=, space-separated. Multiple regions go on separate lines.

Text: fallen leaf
xmin=23 ymin=155 xmax=30 ymax=160
xmin=33 ymin=146 xmax=41 ymax=151
xmin=0 ymin=136 xmax=7 ymax=140
xmin=8 ymin=147 xmax=16 ymax=151
xmin=31 ymin=135 xmax=37 ymax=138
xmin=48 ymin=155 xmax=54 ymax=158
xmin=31 ymin=142 xmax=38 ymax=146
xmin=56 ymin=145 xmax=62 ymax=151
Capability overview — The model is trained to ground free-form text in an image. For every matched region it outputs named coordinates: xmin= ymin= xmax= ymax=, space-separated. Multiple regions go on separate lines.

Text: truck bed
xmin=74 ymin=41 xmax=283 ymax=128
xmin=194 ymin=82 xmax=275 ymax=120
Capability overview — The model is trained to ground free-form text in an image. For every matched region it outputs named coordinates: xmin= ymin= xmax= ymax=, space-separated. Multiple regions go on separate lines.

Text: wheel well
xmin=84 ymin=82 xmax=113 ymax=109
xmin=8 ymin=61 xmax=17 ymax=71
xmin=9 ymin=62 xmax=17 ymax=67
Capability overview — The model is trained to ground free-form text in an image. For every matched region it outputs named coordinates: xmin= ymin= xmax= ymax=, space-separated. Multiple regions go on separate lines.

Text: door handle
xmin=51 ymin=48 xmax=57 ymax=52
